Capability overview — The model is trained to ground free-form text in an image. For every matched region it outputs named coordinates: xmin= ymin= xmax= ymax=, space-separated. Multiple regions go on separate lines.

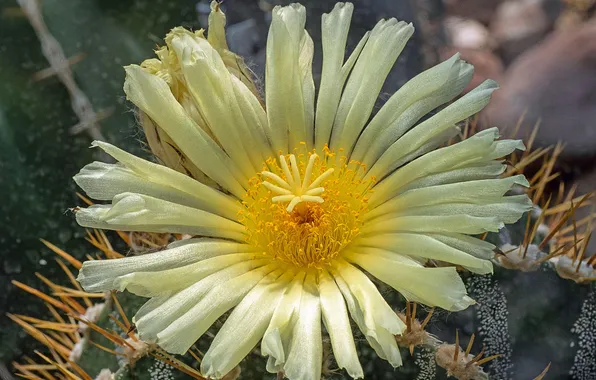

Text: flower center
xmin=239 ymin=148 xmax=374 ymax=268
xmin=262 ymin=153 xmax=334 ymax=212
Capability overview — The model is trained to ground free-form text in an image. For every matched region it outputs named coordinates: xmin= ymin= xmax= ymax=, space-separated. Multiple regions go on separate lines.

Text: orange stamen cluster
xmin=239 ymin=148 xmax=374 ymax=268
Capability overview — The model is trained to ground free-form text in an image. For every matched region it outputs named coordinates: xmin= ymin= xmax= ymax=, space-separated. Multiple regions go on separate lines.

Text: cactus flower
xmin=75 ymin=2 xmax=531 ymax=379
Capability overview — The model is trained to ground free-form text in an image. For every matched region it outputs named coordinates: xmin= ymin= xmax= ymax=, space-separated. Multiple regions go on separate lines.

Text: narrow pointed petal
xmin=168 ymin=28 xmax=271 ymax=173
xmin=352 ymin=54 xmax=473 ymax=165
xmin=134 ymin=292 xmax=174 ymax=322
xmin=207 ymin=0 xmax=260 ymax=96
xmin=315 ymin=2 xmax=354 ymax=151
xmin=261 ymin=272 xmax=305 ymax=369
xmin=114 ymin=253 xmax=267 ymax=297
xmin=329 ymin=19 xmax=414 ymax=154
xmin=74 ymin=141 xmax=240 ymax=221
xmin=318 ymin=269 xmax=363 ymax=379
xmin=384 ymin=195 xmax=533 ymax=225
xmin=355 ymin=233 xmax=493 ymax=274
xmin=200 ymin=270 xmax=294 ymax=377
xmin=266 ymin=4 xmax=314 ymax=152
xmin=75 ymin=193 xmax=246 ymax=240
xmin=123 ymin=65 xmax=247 ymax=198
xmin=366 ymin=80 xmax=499 ymax=182
xmin=368 ymin=175 xmax=529 ymax=217
xmin=206 ymin=1 xmax=227 ymax=50
xmin=330 ymin=259 xmax=404 ymax=367
xmin=157 ymin=265 xmax=283 ymax=354
xmin=77 ymin=239 xmax=252 ymax=292
xmin=299 ymin=31 xmax=316 ymax=148
xmin=138 ymin=110 xmax=215 ymax=186
xmin=283 ymin=273 xmax=323 ymax=380
xmin=371 ymin=127 xmax=525 ymax=201
xmin=429 ymin=233 xmax=496 ymax=260
xmin=402 ymin=162 xmax=507 ymax=193
xmin=133 ymin=262 xmax=273 ymax=343
xmin=361 ymin=215 xmax=504 ymax=236
xmin=345 ymin=249 xmax=475 ymax=311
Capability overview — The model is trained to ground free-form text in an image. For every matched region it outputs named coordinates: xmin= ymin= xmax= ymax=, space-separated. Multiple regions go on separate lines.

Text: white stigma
xmin=262 ymin=154 xmax=334 ymax=213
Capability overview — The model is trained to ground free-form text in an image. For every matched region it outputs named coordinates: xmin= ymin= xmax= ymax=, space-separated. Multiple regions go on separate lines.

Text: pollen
xmin=239 ymin=148 xmax=374 ymax=268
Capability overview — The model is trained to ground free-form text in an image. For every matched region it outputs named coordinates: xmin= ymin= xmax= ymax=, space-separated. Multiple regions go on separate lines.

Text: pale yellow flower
xmin=75 ymin=2 xmax=531 ymax=379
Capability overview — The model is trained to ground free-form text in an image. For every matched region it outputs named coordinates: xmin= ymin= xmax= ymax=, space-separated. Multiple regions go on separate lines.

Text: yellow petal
xmin=429 ymin=233 xmax=495 ymax=260
xmin=366 ymin=80 xmax=499 ymax=182
xmin=354 ymin=232 xmax=493 ymax=274
xmin=114 ymin=253 xmax=266 ymax=297
xmin=207 ymin=1 xmax=227 ymax=50
xmin=352 ymin=54 xmax=472 ymax=165
xmin=371 ymin=127 xmax=525 ymax=200
xmin=402 ymin=162 xmax=506 ymax=193
xmin=168 ymin=28 xmax=271 ymax=173
xmin=157 ymin=264 xmax=283 ymax=354
xmin=200 ymin=269 xmax=294 ymax=377
xmin=315 ymin=2 xmax=354 ymax=151
xmin=283 ymin=273 xmax=323 ymax=380
xmin=261 ymin=272 xmax=306 ymax=369
xmin=382 ymin=195 xmax=532 ymax=225
xmin=361 ymin=215 xmax=504 ymax=236
xmin=368 ymin=174 xmax=529 ymax=216
xmin=134 ymin=261 xmax=273 ymax=343
xmin=77 ymin=238 xmax=249 ymax=292
xmin=75 ymin=193 xmax=245 ymax=240
xmin=345 ymin=249 xmax=475 ymax=311
xmin=329 ymin=19 xmax=414 ymax=154
xmin=207 ymin=1 xmax=260 ymax=97
xmin=266 ymin=4 xmax=313 ymax=152
xmin=138 ymin=111 xmax=215 ymax=186
xmin=318 ymin=269 xmax=363 ymax=379
xmin=330 ymin=259 xmax=404 ymax=367
xmin=75 ymin=141 xmax=240 ymax=220
xmin=123 ymin=64 xmax=247 ymax=198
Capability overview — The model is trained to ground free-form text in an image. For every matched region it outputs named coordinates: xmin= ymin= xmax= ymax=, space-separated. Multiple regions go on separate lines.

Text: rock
xmin=443 ymin=0 xmax=504 ymax=24
xmin=490 ymin=0 xmax=551 ymax=63
xmin=445 ymin=16 xmax=493 ymax=50
xmin=482 ymin=21 xmax=596 ymax=164
xmin=442 ymin=15 xmax=503 ymax=93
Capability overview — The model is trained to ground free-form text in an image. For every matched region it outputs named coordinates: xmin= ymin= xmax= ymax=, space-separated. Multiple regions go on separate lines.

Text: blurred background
xmin=0 ymin=0 xmax=594 ymax=378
